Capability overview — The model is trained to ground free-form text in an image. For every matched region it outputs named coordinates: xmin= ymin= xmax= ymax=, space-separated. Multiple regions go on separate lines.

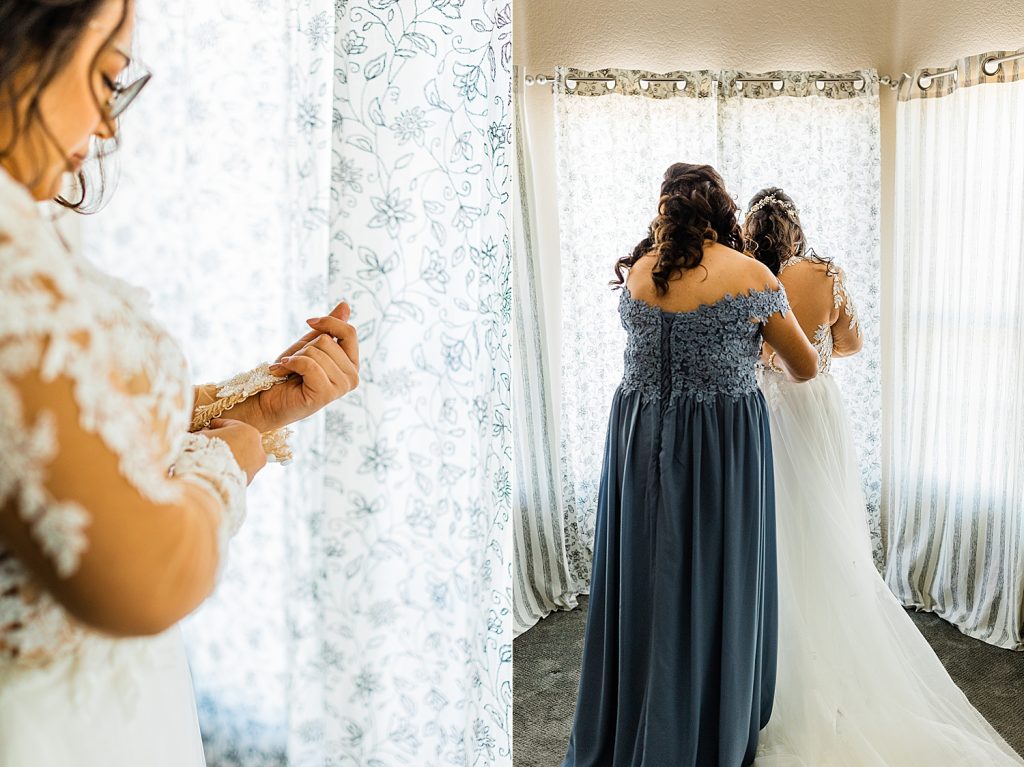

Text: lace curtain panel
xmin=82 ymin=1 xmax=512 ymax=764
xmin=886 ymin=53 xmax=1024 ymax=650
xmin=551 ymin=68 xmax=883 ymax=593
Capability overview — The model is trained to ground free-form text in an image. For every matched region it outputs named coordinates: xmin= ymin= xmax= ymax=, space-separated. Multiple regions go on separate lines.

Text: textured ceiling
xmin=515 ymin=0 xmax=1024 ymax=76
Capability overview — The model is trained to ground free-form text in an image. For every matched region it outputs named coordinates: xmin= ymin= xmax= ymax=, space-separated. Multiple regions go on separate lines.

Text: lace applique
xmin=171 ymin=434 xmax=247 ymax=574
xmin=261 ymin=427 xmax=294 ymax=464
xmin=776 ymin=253 xmax=860 ymax=373
xmin=0 ymin=388 xmax=90 ymax=577
xmin=191 ymin=362 xmax=294 ymax=462
xmin=835 ymin=267 xmax=861 ymax=335
xmin=812 ymin=321 xmax=835 ymax=373
xmin=0 ymin=169 xmax=245 ymax=667
xmin=618 ymin=283 xmax=789 ymax=403
xmin=781 ymin=253 xmax=859 ymax=334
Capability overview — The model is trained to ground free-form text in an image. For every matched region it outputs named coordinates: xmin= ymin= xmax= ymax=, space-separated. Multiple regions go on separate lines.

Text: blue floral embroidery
xmin=618 ymin=283 xmax=790 ymax=404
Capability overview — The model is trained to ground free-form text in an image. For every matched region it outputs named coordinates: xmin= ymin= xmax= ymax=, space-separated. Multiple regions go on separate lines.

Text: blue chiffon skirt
xmin=562 ymin=386 xmax=778 ymax=767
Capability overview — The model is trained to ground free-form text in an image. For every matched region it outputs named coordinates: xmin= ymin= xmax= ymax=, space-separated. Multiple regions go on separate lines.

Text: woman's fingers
xmin=277 ymin=301 xmax=356 ymax=363
xmin=276 ymin=328 xmax=320 ymax=362
xmin=271 ymin=354 xmax=331 ymax=397
xmin=305 ymin=336 xmax=358 ymax=391
xmin=302 ymin=343 xmax=348 ymax=389
xmin=305 ymin=317 xmax=359 ymax=368
xmin=327 ymin=301 xmax=351 ymax=323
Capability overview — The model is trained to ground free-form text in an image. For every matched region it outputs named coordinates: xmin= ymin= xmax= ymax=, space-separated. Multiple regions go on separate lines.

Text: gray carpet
xmin=513 ymin=596 xmax=1024 ymax=766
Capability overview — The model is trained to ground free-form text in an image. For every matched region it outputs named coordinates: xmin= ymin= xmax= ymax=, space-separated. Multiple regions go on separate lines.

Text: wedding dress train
xmin=755 ymin=327 xmax=1022 ymax=766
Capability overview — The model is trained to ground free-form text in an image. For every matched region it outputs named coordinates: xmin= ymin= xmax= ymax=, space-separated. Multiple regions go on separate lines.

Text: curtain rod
xmin=525 ymin=48 xmax=1024 ymax=92
xmin=913 ymin=49 xmax=1024 ymax=89
xmin=523 ymin=72 xmax=900 ymax=91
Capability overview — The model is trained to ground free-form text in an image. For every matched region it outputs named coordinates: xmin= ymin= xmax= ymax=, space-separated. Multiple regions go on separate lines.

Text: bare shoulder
xmin=623 ymin=254 xmax=655 ymax=292
xmin=780 ymin=256 xmax=834 ymax=288
xmin=736 ymin=253 xmax=781 ymax=293
xmin=705 ymin=243 xmax=780 ymax=293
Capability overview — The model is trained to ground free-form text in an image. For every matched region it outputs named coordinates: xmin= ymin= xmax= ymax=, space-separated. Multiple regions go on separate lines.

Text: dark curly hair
xmin=0 ymin=0 xmax=130 ymax=212
xmin=741 ymin=187 xmax=812 ymax=275
xmin=612 ymin=162 xmax=745 ymax=295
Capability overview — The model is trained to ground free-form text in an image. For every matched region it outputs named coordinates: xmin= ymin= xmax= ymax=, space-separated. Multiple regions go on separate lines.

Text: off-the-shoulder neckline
xmin=619 ymin=281 xmax=785 ymax=318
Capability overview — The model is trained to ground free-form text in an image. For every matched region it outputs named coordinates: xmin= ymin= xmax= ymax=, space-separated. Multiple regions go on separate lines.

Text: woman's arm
xmin=762 ymin=308 xmax=820 ymax=382
xmin=747 ymin=263 xmax=819 ymax=382
xmin=1 ymin=368 xmax=256 ymax=637
xmin=831 ymin=268 xmax=863 ymax=357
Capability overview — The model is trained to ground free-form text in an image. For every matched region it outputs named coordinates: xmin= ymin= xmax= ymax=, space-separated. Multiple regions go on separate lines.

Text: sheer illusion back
xmin=766 ymin=252 xmax=860 ymax=375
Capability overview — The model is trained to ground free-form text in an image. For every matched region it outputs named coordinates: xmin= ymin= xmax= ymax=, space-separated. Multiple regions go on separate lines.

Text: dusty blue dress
xmin=562 ymin=282 xmax=790 ymax=767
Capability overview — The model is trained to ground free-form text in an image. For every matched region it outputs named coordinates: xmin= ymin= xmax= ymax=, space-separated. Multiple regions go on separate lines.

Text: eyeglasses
xmin=101 ymin=42 xmax=152 ymax=120
xmin=102 ymin=68 xmax=152 ymax=119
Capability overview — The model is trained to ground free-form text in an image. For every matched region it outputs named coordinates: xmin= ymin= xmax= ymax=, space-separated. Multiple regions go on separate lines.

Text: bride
xmin=745 ymin=187 xmax=1023 ymax=765
xmin=0 ymin=1 xmax=358 ymax=764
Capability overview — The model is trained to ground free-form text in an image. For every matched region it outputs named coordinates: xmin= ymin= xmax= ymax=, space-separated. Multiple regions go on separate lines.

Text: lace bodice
xmin=766 ymin=252 xmax=860 ymax=375
xmin=0 ymin=168 xmax=247 ymax=667
xmin=618 ymin=283 xmax=790 ymax=404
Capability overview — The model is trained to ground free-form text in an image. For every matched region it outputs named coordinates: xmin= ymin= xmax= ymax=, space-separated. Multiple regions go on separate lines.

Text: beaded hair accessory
xmin=746 ymin=194 xmax=799 ymax=221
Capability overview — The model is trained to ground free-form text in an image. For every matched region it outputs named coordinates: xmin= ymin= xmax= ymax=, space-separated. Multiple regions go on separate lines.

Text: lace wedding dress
xmin=755 ymin=256 xmax=1023 ymax=765
xmin=0 ymin=166 xmax=284 ymax=765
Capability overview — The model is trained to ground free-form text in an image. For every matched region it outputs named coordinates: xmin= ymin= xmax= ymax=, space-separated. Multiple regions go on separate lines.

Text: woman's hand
xmin=200 ymin=418 xmax=267 ymax=484
xmin=254 ymin=301 xmax=360 ymax=430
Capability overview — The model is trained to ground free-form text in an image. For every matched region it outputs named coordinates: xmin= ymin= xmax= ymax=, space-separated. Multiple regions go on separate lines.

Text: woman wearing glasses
xmin=0 ymin=2 xmax=359 ymax=765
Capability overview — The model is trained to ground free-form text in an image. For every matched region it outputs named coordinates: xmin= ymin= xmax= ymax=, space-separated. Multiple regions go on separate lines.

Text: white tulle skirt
xmin=0 ymin=628 xmax=206 ymax=767
xmin=755 ymin=370 xmax=1023 ymax=766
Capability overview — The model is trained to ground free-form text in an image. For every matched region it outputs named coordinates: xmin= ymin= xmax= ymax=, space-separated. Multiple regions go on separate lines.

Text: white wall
xmin=515 ymin=0 xmax=1024 ymax=532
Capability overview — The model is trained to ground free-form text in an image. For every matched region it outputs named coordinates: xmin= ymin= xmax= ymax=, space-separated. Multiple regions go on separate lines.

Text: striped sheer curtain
xmin=886 ymin=51 xmax=1024 ymax=650
xmin=512 ymin=69 xmax=581 ymax=635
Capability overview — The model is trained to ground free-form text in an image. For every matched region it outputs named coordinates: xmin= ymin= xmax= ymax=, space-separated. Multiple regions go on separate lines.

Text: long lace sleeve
xmin=0 ymin=191 xmax=250 ymax=661
xmin=831 ymin=265 xmax=861 ymax=336
xmin=829 ymin=263 xmax=863 ymax=359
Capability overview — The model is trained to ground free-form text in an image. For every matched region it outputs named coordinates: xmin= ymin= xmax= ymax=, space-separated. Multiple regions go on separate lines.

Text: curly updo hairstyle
xmin=0 ymin=0 xmax=130 ymax=211
xmin=741 ymin=187 xmax=810 ymax=275
xmin=612 ymin=162 xmax=745 ymax=296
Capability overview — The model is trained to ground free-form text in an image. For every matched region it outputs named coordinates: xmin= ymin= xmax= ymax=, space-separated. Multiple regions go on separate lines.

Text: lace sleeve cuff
xmin=171 ymin=433 xmax=247 ymax=575
xmin=191 ymin=363 xmax=294 ymax=464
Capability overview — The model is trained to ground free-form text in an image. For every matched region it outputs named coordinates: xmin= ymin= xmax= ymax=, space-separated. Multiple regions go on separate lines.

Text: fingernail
xmin=306 ymin=317 xmax=321 ymax=326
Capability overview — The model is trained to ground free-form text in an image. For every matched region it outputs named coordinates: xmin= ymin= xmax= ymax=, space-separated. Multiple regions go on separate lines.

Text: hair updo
xmin=612 ymin=162 xmax=745 ymax=295
xmin=741 ymin=187 xmax=808 ymax=275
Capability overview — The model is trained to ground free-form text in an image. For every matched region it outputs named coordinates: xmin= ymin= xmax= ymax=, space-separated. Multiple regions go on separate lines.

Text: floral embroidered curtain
xmin=83 ymin=1 xmax=512 ymax=764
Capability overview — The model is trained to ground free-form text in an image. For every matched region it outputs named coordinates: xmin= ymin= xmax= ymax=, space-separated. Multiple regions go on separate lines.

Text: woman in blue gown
xmin=562 ymin=163 xmax=819 ymax=767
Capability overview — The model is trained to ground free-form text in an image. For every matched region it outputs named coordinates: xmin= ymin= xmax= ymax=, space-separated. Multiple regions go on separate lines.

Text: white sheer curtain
xmin=512 ymin=68 xmax=581 ymax=635
xmin=82 ymin=0 xmax=512 ymax=764
xmin=886 ymin=52 xmax=1024 ymax=650
xmin=550 ymin=68 xmax=881 ymax=593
